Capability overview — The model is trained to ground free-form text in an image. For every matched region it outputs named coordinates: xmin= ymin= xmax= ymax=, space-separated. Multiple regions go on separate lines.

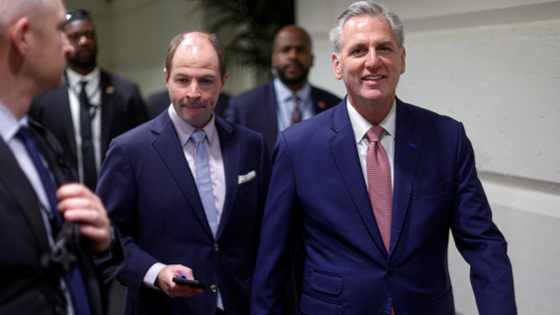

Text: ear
xmin=400 ymin=47 xmax=406 ymax=74
xmin=310 ymin=53 xmax=315 ymax=68
xmin=10 ymin=17 xmax=31 ymax=57
xmin=219 ymin=73 xmax=228 ymax=93
xmin=163 ymin=68 xmax=169 ymax=86
xmin=332 ymin=52 xmax=342 ymax=80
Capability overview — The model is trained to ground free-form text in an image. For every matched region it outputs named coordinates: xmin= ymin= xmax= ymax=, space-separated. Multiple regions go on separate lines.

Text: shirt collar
xmin=168 ymin=105 xmax=217 ymax=147
xmin=0 ymin=102 xmax=28 ymax=144
xmin=273 ymin=77 xmax=311 ymax=104
xmin=347 ymin=98 xmax=397 ymax=144
xmin=66 ymin=66 xmax=101 ymax=90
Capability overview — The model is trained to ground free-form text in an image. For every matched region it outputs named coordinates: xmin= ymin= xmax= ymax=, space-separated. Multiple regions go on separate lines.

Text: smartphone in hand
xmin=172 ymin=276 xmax=206 ymax=290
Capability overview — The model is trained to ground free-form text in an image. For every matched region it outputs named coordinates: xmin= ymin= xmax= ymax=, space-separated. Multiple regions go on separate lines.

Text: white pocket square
xmin=238 ymin=170 xmax=256 ymax=184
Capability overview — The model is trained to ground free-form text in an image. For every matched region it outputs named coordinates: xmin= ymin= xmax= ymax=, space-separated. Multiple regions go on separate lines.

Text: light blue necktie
xmin=191 ymin=130 xmax=218 ymax=238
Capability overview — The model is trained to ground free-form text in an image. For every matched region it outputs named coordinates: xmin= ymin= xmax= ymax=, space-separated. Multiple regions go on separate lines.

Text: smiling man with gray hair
xmin=250 ymin=1 xmax=516 ymax=314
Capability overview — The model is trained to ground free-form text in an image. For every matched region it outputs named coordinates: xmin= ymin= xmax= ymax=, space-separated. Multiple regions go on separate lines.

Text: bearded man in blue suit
xmin=250 ymin=1 xmax=517 ymax=315
xmin=97 ymin=32 xmax=271 ymax=315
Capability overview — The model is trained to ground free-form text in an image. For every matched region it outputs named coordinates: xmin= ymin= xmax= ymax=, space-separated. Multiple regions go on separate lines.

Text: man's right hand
xmin=155 ymin=264 xmax=204 ymax=298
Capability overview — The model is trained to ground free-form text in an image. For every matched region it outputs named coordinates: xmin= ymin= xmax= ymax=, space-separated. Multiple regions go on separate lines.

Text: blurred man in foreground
xmin=0 ymin=1 xmax=124 ymax=314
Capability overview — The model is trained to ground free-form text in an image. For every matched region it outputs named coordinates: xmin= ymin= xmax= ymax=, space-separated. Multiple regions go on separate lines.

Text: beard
xmin=67 ymin=48 xmax=97 ymax=69
xmin=276 ymin=61 xmax=309 ymax=86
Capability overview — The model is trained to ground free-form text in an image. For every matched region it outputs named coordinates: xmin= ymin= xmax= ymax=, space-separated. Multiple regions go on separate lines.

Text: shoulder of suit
xmin=310 ymin=85 xmax=342 ymax=105
xmin=230 ymin=81 xmax=273 ymax=102
xmin=397 ymin=99 xmax=462 ymax=133
xmin=101 ymin=69 xmax=140 ymax=90
xmin=216 ymin=116 xmax=263 ymax=140
xmin=108 ymin=121 xmax=153 ymax=152
xmin=31 ymin=84 xmax=68 ymax=106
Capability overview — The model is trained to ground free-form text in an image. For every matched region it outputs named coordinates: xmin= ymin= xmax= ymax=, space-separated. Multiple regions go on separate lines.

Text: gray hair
xmin=329 ymin=1 xmax=404 ymax=56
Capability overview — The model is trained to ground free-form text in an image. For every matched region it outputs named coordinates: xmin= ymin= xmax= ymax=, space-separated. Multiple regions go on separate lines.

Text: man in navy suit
xmin=97 ymin=31 xmax=271 ymax=315
xmin=251 ymin=2 xmax=516 ymax=314
xmin=30 ymin=10 xmax=148 ymax=192
xmin=226 ymin=25 xmax=341 ymax=154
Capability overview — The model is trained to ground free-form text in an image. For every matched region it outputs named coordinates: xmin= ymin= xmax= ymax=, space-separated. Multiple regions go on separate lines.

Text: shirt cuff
xmin=143 ymin=262 xmax=166 ymax=290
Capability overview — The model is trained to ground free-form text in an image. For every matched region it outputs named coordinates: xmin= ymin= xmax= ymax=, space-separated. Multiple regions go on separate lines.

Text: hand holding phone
xmin=172 ymin=276 xmax=206 ymax=290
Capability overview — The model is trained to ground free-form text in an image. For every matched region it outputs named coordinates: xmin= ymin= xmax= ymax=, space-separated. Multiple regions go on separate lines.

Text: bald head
xmin=166 ymin=31 xmax=227 ymax=80
xmin=0 ymin=0 xmax=71 ymax=119
xmin=0 ymin=0 xmax=53 ymax=36
xmin=272 ymin=25 xmax=314 ymax=91
xmin=273 ymin=25 xmax=312 ymax=52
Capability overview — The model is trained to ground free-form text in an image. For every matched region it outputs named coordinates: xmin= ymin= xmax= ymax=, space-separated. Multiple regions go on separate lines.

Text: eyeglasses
xmin=65 ymin=10 xmax=92 ymax=22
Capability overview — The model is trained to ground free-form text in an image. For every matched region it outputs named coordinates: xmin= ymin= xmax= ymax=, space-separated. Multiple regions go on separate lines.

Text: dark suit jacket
xmin=97 ymin=113 xmax=271 ymax=315
xmin=251 ymin=98 xmax=517 ymax=315
xmin=225 ymin=81 xmax=341 ymax=155
xmin=0 ymin=120 xmax=124 ymax=315
xmin=146 ymin=90 xmax=231 ymax=120
xmin=29 ymin=69 xmax=149 ymax=176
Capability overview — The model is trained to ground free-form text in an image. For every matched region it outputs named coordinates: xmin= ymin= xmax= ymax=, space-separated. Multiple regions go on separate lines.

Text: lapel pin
xmin=106 ymin=86 xmax=115 ymax=94
xmin=318 ymin=100 xmax=326 ymax=109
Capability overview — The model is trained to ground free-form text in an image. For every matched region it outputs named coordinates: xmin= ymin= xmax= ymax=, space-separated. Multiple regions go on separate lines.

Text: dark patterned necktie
xmin=79 ymin=81 xmax=97 ymax=191
xmin=290 ymin=95 xmax=302 ymax=125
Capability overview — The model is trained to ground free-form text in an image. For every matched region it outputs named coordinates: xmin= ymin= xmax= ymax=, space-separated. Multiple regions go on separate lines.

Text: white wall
xmin=300 ymin=0 xmax=560 ymax=313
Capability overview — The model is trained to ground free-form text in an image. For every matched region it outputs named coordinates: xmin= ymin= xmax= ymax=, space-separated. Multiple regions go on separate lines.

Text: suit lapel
xmin=0 ymin=137 xmax=50 ymax=253
xmin=214 ymin=117 xmax=238 ymax=240
xmin=310 ymin=86 xmax=328 ymax=114
xmin=55 ymin=83 xmax=78 ymax=164
xmin=264 ymin=82 xmax=279 ymax=149
xmin=328 ymin=101 xmax=388 ymax=256
xmin=100 ymin=71 xmax=113 ymax=158
xmin=389 ymin=99 xmax=422 ymax=257
xmin=151 ymin=113 xmax=214 ymax=238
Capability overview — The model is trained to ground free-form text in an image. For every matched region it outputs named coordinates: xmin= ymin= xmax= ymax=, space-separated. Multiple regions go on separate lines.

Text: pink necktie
xmin=290 ymin=95 xmax=301 ymax=125
xmin=366 ymin=126 xmax=396 ymax=315
xmin=366 ymin=126 xmax=392 ymax=252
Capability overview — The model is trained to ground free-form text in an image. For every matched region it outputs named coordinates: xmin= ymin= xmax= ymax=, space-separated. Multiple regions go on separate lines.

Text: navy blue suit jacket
xmin=97 ymin=112 xmax=271 ymax=315
xmin=251 ymin=98 xmax=516 ymax=314
xmin=225 ymin=81 xmax=341 ymax=155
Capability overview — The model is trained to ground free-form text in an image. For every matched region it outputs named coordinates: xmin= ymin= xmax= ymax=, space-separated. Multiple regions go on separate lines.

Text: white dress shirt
xmin=66 ymin=67 xmax=102 ymax=183
xmin=143 ymin=105 xmax=226 ymax=309
xmin=274 ymin=78 xmax=314 ymax=132
xmin=347 ymin=99 xmax=396 ymax=190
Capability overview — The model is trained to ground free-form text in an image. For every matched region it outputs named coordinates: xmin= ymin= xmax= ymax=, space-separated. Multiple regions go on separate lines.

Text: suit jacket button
xmin=214 ymin=243 xmax=219 ymax=252
xmin=387 ymin=267 xmax=394 ymax=275
xmin=381 ymin=312 xmax=389 ymax=315
xmin=210 ymin=285 xmax=218 ymax=293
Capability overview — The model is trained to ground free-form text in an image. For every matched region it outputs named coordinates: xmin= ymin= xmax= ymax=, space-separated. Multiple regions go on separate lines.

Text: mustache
xmin=282 ymin=61 xmax=304 ymax=71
